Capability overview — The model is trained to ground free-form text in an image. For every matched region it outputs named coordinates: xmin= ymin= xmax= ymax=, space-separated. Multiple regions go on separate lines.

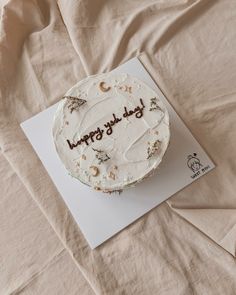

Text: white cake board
xmin=21 ymin=57 xmax=215 ymax=249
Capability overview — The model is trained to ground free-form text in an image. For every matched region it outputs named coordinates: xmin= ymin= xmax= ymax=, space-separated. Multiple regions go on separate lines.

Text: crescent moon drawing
xmin=99 ymin=81 xmax=111 ymax=92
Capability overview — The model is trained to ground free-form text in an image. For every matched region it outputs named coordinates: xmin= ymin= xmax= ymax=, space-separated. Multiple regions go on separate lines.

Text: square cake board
xmin=21 ymin=57 xmax=215 ymax=249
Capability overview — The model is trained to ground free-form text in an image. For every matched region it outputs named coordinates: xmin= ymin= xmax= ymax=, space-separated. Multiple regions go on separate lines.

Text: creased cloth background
xmin=0 ymin=0 xmax=236 ymax=294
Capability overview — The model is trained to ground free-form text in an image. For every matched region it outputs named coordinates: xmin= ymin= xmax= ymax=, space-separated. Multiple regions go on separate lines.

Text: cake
xmin=52 ymin=73 xmax=170 ymax=193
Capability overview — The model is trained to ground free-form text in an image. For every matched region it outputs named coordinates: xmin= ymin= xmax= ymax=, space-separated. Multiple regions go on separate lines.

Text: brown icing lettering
xmin=66 ymin=98 xmax=146 ymax=150
xmin=67 ymin=139 xmax=80 ymax=150
xmin=89 ymin=131 xmax=96 ymax=142
xmin=123 ymin=98 xmax=145 ymax=119
xmin=104 ymin=113 xmax=122 ymax=135
xmin=67 ymin=127 xmax=104 ymax=150
xmin=95 ymin=127 xmax=104 ymax=140
xmin=104 ymin=122 xmax=113 ymax=135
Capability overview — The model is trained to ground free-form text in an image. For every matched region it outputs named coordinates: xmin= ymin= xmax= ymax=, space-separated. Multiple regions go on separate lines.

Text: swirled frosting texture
xmin=52 ymin=73 xmax=170 ymax=192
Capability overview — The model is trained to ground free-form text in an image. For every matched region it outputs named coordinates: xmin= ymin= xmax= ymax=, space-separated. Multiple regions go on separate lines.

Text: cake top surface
xmin=52 ymin=73 xmax=170 ymax=192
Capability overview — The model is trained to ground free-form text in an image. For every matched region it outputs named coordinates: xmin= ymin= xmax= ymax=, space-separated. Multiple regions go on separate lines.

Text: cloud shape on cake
xmin=52 ymin=73 xmax=170 ymax=193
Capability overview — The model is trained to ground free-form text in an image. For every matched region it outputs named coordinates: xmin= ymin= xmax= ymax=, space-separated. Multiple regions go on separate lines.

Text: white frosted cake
xmin=52 ymin=73 xmax=170 ymax=193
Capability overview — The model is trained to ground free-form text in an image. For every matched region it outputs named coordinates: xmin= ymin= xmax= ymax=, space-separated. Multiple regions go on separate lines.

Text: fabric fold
xmin=1 ymin=0 xmax=236 ymax=294
xmin=168 ymin=206 xmax=236 ymax=256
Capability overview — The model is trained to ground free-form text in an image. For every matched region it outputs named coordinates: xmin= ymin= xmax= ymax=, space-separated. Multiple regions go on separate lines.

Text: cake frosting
xmin=52 ymin=73 xmax=170 ymax=192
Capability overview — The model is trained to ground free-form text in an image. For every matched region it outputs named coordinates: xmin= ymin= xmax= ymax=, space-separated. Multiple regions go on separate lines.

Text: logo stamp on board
xmin=187 ymin=153 xmax=210 ymax=179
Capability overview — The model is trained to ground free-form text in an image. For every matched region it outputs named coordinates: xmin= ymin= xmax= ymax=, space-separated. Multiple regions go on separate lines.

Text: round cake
xmin=52 ymin=73 xmax=170 ymax=193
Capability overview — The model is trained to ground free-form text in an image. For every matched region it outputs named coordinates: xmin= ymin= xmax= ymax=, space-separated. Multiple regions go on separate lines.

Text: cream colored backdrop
xmin=0 ymin=0 xmax=236 ymax=294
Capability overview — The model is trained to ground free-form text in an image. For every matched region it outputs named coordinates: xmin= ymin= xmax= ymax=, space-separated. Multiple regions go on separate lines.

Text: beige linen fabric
xmin=0 ymin=0 xmax=236 ymax=294
xmin=0 ymin=152 xmax=93 ymax=295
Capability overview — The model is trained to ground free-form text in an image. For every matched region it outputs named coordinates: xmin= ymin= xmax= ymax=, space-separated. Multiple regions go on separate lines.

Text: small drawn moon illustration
xmin=99 ymin=81 xmax=111 ymax=92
